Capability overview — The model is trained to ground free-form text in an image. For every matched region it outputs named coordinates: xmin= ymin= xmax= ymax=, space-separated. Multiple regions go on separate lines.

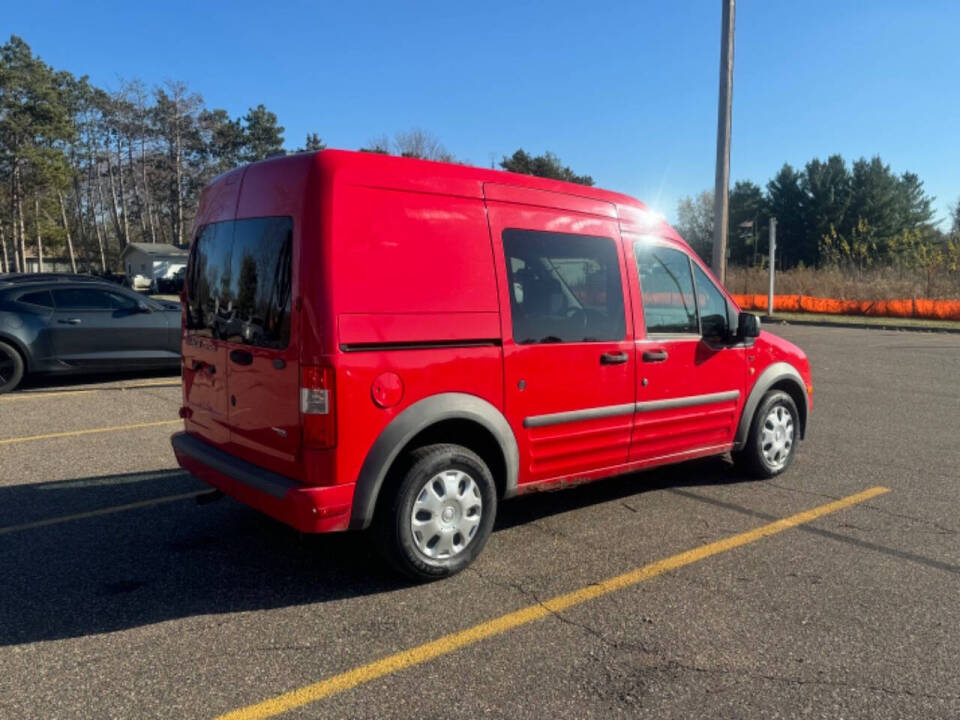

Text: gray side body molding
xmin=734 ymin=362 xmax=808 ymax=450
xmin=349 ymin=393 xmax=519 ymax=530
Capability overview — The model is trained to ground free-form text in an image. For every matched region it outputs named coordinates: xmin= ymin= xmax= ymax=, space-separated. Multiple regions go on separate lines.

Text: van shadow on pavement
xmin=0 ymin=457 xmax=750 ymax=647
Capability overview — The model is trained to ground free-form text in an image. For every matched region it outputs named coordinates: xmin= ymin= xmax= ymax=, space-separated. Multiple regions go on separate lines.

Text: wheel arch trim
xmin=349 ymin=392 xmax=519 ymax=530
xmin=734 ymin=362 xmax=808 ymax=450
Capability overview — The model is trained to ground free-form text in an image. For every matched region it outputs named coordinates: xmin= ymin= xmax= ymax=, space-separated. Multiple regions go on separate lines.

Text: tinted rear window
xmin=53 ymin=288 xmax=114 ymax=309
xmin=186 ymin=217 xmax=293 ymax=349
xmin=18 ymin=290 xmax=54 ymax=308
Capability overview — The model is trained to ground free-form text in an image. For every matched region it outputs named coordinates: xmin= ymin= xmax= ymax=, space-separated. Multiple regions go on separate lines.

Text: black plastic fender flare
xmin=734 ymin=362 xmax=808 ymax=451
xmin=349 ymin=393 xmax=519 ymax=530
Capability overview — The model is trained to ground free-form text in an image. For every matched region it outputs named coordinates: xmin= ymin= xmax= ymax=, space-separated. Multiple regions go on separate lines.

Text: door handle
xmin=192 ymin=360 xmax=216 ymax=375
xmin=229 ymin=349 xmax=254 ymax=366
xmin=642 ymin=349 xmax=669 ymax=363
xmin=600 ymin=351 xmax=629 ymax=365
xmin=57 ymin=318 xmax=82 ymax=325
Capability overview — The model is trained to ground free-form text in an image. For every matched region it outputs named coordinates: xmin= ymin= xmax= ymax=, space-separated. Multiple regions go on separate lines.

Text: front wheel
xmin=734 ymin=390 xmax=799 ymax=478
xmin=376 ymin=443 xmax=497 ymax=581
xmin=0 ymin=341 xmax=25 ymax=395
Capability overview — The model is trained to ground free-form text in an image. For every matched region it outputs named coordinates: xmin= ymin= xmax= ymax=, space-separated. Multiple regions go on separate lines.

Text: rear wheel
xmin=376 ymin=443 xmax=497 ymax=581
xmin=0 ymin=341 xmax=24 ymax=395
xmin=734 ymin=390 xmax=799 ymax=478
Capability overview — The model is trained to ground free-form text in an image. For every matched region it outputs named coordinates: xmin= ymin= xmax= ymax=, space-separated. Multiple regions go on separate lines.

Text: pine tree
xmin=241 ymin=104 xmax=284 ymax=162
xmin=302 ymin=133 xmax=325 ymax=152
xmin=765 ymin=164 xmax=808 ymax=268
xmin=500 ymin=149 xmax=593 ymax=186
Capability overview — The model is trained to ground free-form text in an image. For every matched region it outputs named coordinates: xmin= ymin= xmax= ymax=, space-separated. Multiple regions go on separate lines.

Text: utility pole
xmin=711 ymin=0 xmax=736 ymax=285
xmin=768 ymin=217 xmax=777 ymax=316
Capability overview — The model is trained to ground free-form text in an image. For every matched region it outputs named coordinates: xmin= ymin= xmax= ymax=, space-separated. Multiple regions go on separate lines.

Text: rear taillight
xmin=301 ymin=366 xmax=336 ymax=449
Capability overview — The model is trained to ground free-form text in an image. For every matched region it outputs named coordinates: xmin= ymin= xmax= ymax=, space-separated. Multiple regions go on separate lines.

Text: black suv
xmin=0 ymin=275 xmax=181 ymax=393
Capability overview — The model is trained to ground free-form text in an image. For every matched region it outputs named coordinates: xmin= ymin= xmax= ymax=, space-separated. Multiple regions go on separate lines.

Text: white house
xmin=120 ymin=243 xmax=189 ymax=288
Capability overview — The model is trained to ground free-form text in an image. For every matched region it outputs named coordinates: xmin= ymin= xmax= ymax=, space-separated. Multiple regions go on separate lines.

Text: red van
xmin=172 ymin=150 xmax=812 ymax=579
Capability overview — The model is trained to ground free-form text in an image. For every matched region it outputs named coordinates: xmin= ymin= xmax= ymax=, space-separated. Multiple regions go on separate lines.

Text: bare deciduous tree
xmin=392 ymin=129 xmax=454 ymax=162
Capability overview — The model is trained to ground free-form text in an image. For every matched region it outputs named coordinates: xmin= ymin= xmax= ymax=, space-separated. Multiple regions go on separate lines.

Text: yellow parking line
xmin=217 ymin=485 xmax=890 ymax=720
xmin=0 ymin=419 xmax=180 ymax=445
xmin=121 ymin=379 xmax=182 ymax=388
xmin=0 ymin=490 xmax=208 ymax=535
xmin=0 ymin=389 xmax=99 ymax=401
xmin=0 ymin=380 xmax=181 ymax=402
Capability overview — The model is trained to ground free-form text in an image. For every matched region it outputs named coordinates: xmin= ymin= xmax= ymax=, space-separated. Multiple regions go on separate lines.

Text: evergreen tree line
xmin=6 ymin=32 xmax=954 ymax=280
xmin=676 ymin=156 xmax=960 ymax=275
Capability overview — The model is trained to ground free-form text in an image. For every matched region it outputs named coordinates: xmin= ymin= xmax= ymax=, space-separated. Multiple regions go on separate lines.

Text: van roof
xmin=200 ymin=149 xmax=687 ymax=244
xmin=317 ymin=148 xmax=643 ymax=204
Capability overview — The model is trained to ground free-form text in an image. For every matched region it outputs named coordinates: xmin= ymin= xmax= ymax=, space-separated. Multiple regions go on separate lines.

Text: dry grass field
xmin=726 ymin=265 xmax=960 ymax=301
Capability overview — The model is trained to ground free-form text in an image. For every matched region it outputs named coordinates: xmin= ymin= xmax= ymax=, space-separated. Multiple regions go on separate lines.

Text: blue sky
xmin=7 ymin=1 xmax=959 ymax=226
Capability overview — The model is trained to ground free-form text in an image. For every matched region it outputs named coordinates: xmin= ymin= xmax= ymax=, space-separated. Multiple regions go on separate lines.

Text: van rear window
xmin=186 ymin=217 xmax=293 ymax=349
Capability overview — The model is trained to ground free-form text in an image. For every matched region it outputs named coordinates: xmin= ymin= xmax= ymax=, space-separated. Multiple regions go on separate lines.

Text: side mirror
xmin=737 ymin=312 xmax=761 ymax=339
xmin=136 ymin=301 xmax=152 ymax=313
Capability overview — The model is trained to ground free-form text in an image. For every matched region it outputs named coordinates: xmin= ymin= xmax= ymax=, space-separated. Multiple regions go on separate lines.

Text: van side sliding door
xmin=485 ymin=186 xmax=636 ymax=486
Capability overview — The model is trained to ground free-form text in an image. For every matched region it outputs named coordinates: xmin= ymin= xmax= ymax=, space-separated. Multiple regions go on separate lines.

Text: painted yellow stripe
xmin=0 ymin=419 xmax=180 ymax=445
xmin=0 ymin=380 xmax=181 ymax=402
xmin=0 ymin=389 xmax=100 ymax=401
xmin=217 ymin=485 xmax=890 ymax=720
xmin=0 ymin=490 xmax=208 ymax=535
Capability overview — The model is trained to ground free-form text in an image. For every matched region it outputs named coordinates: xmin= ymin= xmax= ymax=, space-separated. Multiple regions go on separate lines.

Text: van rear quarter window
xmin=187 ymin=217 xmax=293 ymax=348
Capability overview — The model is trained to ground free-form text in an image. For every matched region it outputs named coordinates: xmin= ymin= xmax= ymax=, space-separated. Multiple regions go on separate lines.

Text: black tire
xmin=734 ymin=390 xmax=800 ymax=479
xmin=0 ymin=341 xmax=25 ymax=395
xmin=375 ymin=443 xmax=497 ymax=581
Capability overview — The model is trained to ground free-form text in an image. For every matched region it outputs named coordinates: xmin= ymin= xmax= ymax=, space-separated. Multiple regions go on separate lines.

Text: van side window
xmin=634 ymin=243 xmax=698 ymax=334
xmin=186 ymin=217 xmax=293 ymax=349
xmin=692 ymin=263 xmax=729 ymax=338
xmin=503 ymin=229 xmax=625 ymax=344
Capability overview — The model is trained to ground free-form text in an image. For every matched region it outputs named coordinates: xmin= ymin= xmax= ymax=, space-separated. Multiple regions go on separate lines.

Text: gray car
xmin=0 ymin=277 xmax=181 ymax=393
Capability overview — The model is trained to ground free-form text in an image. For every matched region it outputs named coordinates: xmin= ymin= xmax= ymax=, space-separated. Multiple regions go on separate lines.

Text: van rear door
xmin=183 ymin=217 xmax=300 ymax=476
xmin=183 ymin=221 xmax=233 ymax=446
xmin=220 ymin=217 xmax=301 ymax=478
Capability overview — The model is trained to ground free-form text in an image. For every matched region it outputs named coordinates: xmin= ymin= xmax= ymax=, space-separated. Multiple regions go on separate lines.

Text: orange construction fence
xmin=731 ymin=294 xmax=960 ymax=322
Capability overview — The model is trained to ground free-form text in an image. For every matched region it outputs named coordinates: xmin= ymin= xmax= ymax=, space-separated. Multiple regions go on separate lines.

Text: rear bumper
xmin=171 ymin=432 xmax=354 ymax=533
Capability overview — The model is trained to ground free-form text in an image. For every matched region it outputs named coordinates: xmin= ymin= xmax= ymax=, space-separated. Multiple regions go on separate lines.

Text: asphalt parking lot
xmin=1 ymin=324 xmax=958 ymax=719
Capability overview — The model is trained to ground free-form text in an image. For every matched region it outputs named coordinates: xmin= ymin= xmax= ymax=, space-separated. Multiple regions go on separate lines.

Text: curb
xmin=760 ymin=315 xmax=960 ymax=335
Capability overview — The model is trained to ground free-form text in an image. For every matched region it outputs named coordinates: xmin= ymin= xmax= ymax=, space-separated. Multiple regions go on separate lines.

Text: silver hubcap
xmin=761 ymin=404 xmax=794 ymax=470
xmin=410 ymin=469 xmax=482 ymax=560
